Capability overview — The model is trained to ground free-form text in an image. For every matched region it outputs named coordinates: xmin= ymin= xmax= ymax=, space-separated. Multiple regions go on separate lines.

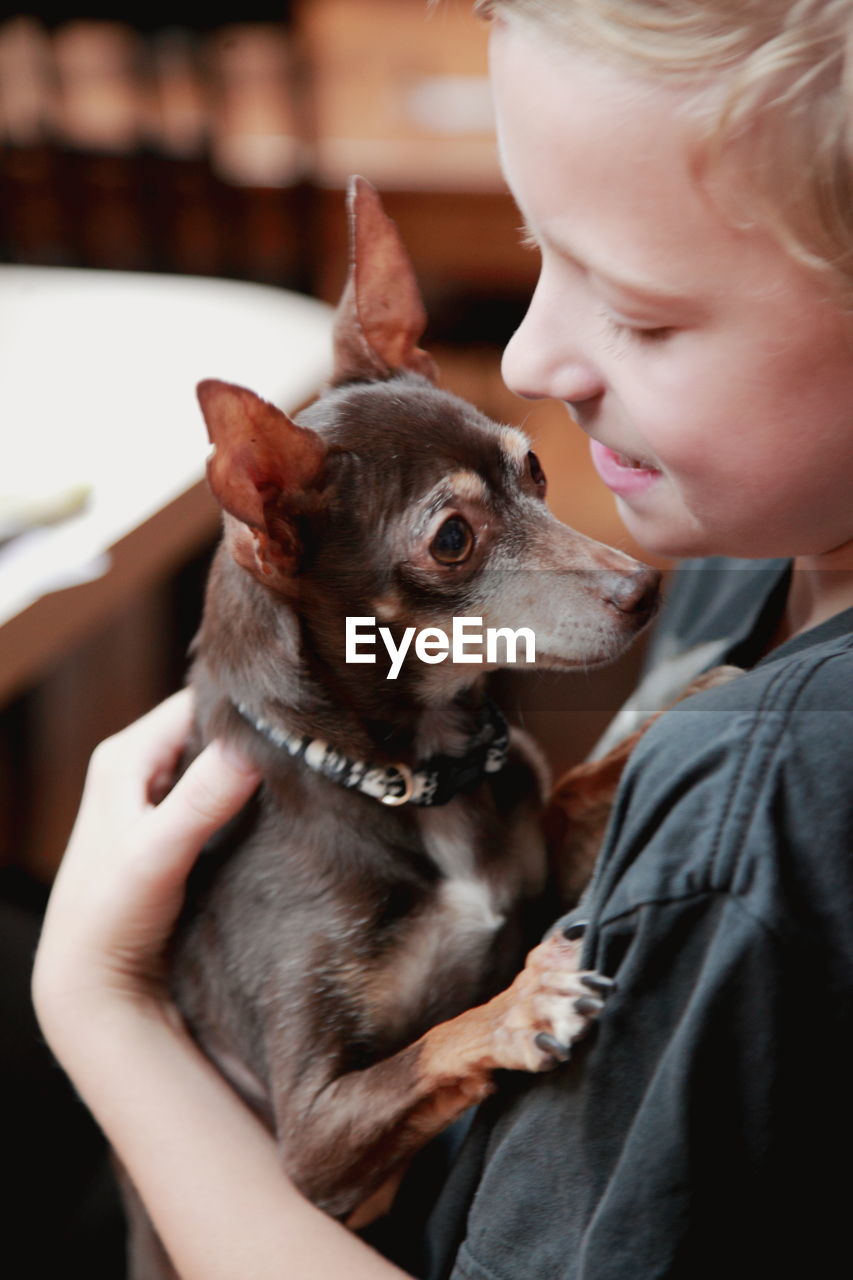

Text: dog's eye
xmin=527 ymin=450 xmax=547 ymax=490
xmin=430 ymin=516 xmax=474 ymax=565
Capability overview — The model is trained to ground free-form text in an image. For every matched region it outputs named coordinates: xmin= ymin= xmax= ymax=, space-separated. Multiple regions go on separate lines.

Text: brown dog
xmin=123 ymin=177 xmax=661 ymax=1276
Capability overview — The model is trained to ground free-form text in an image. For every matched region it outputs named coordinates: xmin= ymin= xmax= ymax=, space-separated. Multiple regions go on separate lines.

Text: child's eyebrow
xmin=518 ymin=218 xmax=692 ymax=308
xmin=593 ymin=269 xmax=693 ymax=309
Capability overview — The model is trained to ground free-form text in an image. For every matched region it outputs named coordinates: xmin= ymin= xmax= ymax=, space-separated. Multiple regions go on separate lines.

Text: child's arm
xmin=32 ymin=691 xmax=409 ymax=1280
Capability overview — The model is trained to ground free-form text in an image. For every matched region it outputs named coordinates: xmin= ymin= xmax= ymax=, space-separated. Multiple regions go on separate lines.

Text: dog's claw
xmin=574 ymin=995 xmax=605 ymax=1017
xmin=534 ymin=1031 xmax=571 ymax=1063
xmin=580 ymin=973 xmax=616 ymax=998
xmin=563 ymin=919 xmax=589 ymax=941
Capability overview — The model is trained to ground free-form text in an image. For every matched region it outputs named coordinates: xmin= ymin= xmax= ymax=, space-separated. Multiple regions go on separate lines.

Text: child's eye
xmin=632 ymin=325 xmax=675 ymax=343
xmin=603 ymin=315 xmax=675 ymax=345
xmin=430 ymin=516 xmax=475 ymax=565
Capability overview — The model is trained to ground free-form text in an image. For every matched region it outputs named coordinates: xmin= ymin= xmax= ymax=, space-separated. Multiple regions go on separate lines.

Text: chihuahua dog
xmin=124 ymin=177 xmax=661 ymax=1277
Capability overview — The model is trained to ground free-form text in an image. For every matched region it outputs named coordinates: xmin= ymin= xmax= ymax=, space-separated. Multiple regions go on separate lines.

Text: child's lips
xmin=589 ymin=439 xmax=662 ymax=496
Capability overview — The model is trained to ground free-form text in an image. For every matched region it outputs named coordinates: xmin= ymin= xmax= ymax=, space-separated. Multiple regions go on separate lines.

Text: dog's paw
xmin=678 ymin=664 xmax=743 ymax=700
xmin=491 ymin=929 xmax=615 ymax=1073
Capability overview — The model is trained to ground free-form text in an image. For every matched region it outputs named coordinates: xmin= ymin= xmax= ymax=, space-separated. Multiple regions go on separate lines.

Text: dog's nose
xmin=605 ymin=568 xmax=661 ymax=619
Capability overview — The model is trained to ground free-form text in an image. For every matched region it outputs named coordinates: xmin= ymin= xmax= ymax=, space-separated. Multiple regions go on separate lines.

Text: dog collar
xmin=234 ymin=698 xmax=510 ymax=808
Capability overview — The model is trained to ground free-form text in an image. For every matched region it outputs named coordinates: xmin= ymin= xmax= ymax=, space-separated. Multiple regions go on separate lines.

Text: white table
xmin=0 ymin=266 xmax=334 ymax=702
xmin=0 ymin=267 xmax=334 ymax=876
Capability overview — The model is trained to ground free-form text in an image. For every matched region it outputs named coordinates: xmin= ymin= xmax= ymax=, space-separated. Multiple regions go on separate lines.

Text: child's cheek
xmin=632 ymin=410 xmax=711 ymax=482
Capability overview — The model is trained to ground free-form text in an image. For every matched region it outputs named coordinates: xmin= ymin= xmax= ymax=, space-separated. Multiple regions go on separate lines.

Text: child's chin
xmin=614 ymin=502 xmax=714 ymax=562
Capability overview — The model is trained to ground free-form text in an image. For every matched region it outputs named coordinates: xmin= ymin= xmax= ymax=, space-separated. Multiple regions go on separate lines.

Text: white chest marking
xmin=418 ymin=803 xmax=506 ymax=926
xmin=363 ymin=804 xmax=507 ymax=1034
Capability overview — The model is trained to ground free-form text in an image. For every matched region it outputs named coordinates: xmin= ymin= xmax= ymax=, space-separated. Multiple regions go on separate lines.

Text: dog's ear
xmin=197 ymin=379 xmax=326 ymax=583
xmin=331 ymin=175 xmax=438 ymax=386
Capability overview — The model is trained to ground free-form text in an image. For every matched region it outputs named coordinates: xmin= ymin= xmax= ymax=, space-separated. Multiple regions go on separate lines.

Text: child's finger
xmin=144 ymin=738 xmax=261 ymax=883
xmin=83 ymin=688 xmax=198 ymax=814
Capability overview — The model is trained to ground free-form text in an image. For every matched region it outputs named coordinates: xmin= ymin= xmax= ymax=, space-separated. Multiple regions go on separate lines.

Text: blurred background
xmin=0 ymin=3 xmax=670 ymax=1271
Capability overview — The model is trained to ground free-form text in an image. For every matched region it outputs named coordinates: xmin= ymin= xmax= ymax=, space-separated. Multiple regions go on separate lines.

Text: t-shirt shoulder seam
xmin=705 ymin=640 xmax=851 ymax=883
xmin=705 ymin=658 xmax=793 ymax=883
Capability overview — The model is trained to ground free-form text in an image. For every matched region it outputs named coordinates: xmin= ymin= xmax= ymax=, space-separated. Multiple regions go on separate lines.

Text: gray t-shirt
xmin=415 ymin=558 xmax=853 ymax=1280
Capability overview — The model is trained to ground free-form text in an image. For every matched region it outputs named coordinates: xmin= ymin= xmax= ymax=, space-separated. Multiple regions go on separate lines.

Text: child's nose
xmin=502 ymin=291 xmax=604 ymax=406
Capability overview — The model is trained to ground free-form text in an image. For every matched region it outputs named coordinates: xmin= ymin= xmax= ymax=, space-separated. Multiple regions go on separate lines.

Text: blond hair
xmin=473 ymin=1 xmax=853 ymax=304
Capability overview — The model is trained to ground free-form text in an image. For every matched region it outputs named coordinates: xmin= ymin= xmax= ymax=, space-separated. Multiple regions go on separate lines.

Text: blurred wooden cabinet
xmin=0 ymin=6 xmax=538 ymax=296
xmin=298 ymin=0 xmax=538 ymax=303
xmin=299 ymin=0 xmax=498 ymax=192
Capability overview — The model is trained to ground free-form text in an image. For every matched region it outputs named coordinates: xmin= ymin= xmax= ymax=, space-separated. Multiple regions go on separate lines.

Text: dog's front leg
xmin=274 ymin=930 xmax=610 ymax=1225
xmin=546 ymin=664 xmax=743 ymax=903
xmin=544 ymin=728 xmax=645 ymax=905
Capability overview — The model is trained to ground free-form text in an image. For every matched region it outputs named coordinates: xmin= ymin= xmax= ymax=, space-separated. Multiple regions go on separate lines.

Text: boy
xmin=33 ymin=3 xmax=853 ymax=1277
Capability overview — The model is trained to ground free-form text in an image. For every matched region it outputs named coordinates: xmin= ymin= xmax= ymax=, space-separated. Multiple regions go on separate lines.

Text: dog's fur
xmin=124 ymin=178 xmax=661 ymax=1277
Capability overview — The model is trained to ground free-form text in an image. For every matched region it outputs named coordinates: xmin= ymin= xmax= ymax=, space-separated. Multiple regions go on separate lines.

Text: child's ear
xmin=331 ymin=175 xmax=438 ymax=387
xmin=197 ymin=379 xmax=326 ymax=583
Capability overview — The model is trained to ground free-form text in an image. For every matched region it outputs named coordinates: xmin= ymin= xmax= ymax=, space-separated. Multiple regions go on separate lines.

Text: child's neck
xmin=771 ymin=542 xmax=853 ymax=649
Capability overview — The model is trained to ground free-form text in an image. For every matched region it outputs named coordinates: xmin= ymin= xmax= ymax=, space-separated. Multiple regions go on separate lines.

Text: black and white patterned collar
xmin=234 ymin=698 xmax=510 ymax=807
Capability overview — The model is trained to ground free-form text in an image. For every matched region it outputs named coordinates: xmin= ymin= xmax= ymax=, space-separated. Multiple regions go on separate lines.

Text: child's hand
xmin=32 ymin=689 xmax=261 ymax=1042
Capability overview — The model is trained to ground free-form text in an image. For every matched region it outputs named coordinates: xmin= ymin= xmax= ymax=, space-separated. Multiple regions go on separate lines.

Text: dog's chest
xmin=360 ymin=799 xmax=537 ymax=1043
xmin=418 ymin=803 xmax=509 ymax=935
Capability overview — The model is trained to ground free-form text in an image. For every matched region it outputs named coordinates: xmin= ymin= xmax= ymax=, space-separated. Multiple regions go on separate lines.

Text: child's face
xmin=490 ymin=21 xmax=853 ymax=561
